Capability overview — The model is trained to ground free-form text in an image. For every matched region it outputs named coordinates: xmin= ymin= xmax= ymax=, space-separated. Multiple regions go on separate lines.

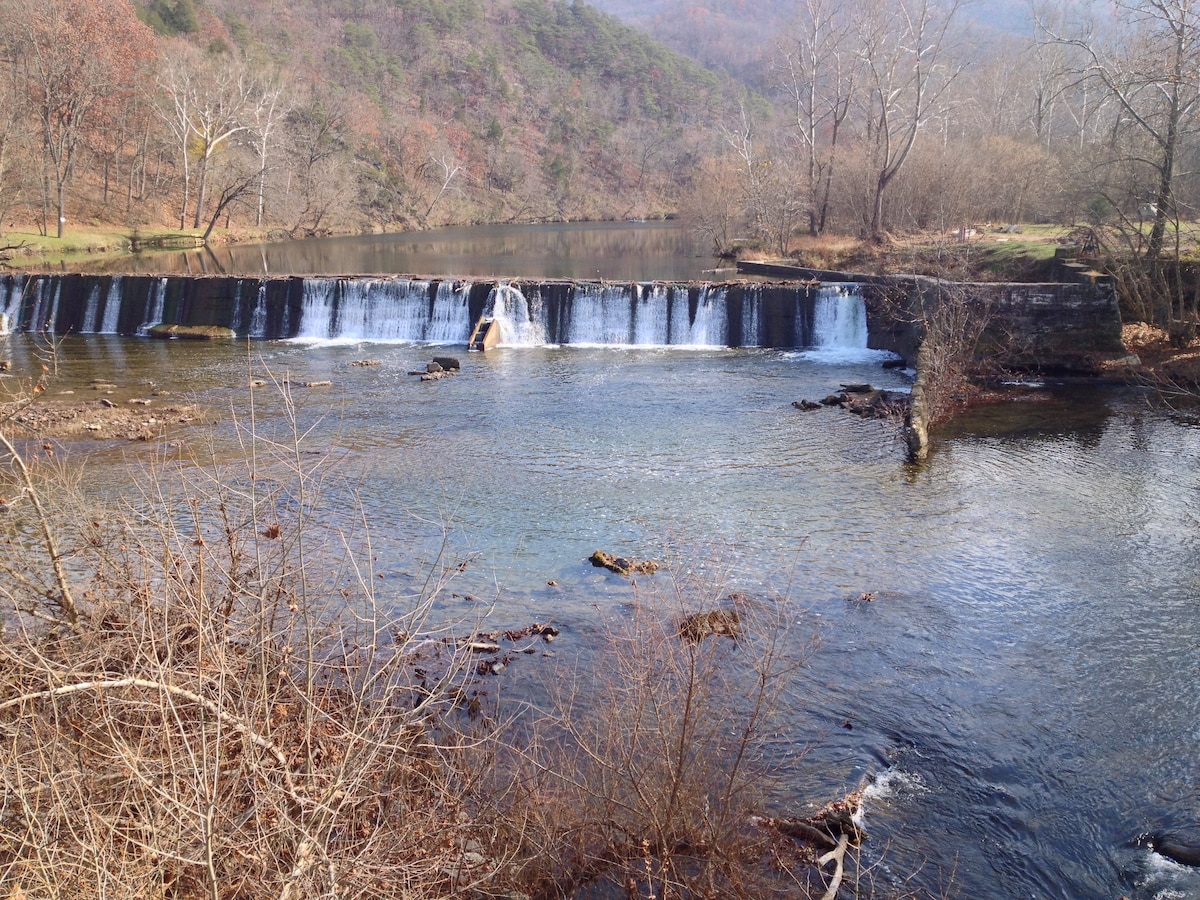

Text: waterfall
xmin=741 ymin=288 xmax=761 ymax=348
xmin=684 ymin=285 xmax=728 ymax=347
xmin=137 ymin=278 xmax=167 ymax=335
xmin=634 ymin=285 xmax=670 ymax=345
xmin=78 ymin=277 xmax=125 ymax=334
xmin=0 ymin=274 xmax=876 ymax=351
xmin=567 ymin=283 xmax=636 ymax=346
xmin=563 ymin=283 xmax=728 ymax=348
xmin=294 ymin=278 xmax=339 ymax=340
xmin=26 ymin=278 xmax=60 ymax=333
xmin=811 ymin=283 xmax=867 ymax=350
xmin=100 ymin=277 xmax=123 ymax=334
xmin=1 ymin=275 xmax=23 ymax=334
xmin=81 ymin=282 xmax=101 ymax=334
xmin=426 ymin=280 xmax=472 ymax=343
xmin=247 ymin=284 xmax=269 ymax=339
xmin=292 ymin=278 xmax=473 ymax=343
xmin=489 ymin=283 xmax=544 ymax=346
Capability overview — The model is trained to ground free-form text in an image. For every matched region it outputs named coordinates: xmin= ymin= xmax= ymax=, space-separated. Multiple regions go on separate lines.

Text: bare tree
xmin=280 ymin=95 xmax=358 ymax=236
xmin=247 ymin=73 xmax=291 ymax=228
xmin=681 ymin=155 xmax=744 ymax=256
xmin=721 ymin=102 xmax=771 ymax=241
xmin=2 ymin=0 xmax=154 ymax=237
xmin=0 ymin=68 xmax=36 ymax=232
xmin=774 ymin=0 xmax=858 ymax=236
xmin=158 ymin=44 xmax=257 ymax=230
xmin=852 ymin=0 xmax=965 ymax=241
xmin=1049 ymin=0 xmax=1200 ymax=261
xmin=421 ymin=152 xmax=464 ymax=226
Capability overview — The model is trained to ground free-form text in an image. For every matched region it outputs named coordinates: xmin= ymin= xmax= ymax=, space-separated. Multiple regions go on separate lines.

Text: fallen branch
xmin=818 ymin=833 xmax=850 ymax=900
xmin=0 ymin=426 xmax=80 ymax=627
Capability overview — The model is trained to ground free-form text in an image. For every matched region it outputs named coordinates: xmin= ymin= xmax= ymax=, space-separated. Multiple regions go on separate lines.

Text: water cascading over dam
xmin=0 ymin=274 xmax=870 ymax=351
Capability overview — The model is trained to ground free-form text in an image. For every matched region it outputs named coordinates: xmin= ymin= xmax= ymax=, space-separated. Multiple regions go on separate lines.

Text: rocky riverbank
xmin=4 ymin=396 xmax=206 ymax=442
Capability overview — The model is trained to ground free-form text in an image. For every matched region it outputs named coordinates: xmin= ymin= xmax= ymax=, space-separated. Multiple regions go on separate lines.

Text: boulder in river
xmin=1146 ymin=832 xmax=1200 ymax=867
xmin=589 ymin=550 xmax=659 ymax=577
xmin=678 ymin=609 xmax=743 ymax=643
xmin=146 ymin=324 xmax=236 ymax=340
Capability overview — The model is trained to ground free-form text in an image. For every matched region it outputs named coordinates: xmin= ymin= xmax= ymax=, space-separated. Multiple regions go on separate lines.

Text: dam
xmin=0 ymin=274 xmax=868 ymax=350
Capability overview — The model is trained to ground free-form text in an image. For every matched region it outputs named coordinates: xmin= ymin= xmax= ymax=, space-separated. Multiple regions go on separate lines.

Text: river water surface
xmin=7 ymin=224 xmax=1200 ymax=899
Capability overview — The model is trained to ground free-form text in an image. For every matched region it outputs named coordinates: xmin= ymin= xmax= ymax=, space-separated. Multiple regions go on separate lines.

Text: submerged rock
xmin=820 ymin=383 xmax=911 ymax=420
xmin=588 ymin=550 xmax=658 ymax=577
xmin=678 ymin=609 xmax=743 ymax=643
xmin=1147 ymin=832 xmax=1200 ymax=867
xmin=146 ymin=324 xmax=236 ymax=340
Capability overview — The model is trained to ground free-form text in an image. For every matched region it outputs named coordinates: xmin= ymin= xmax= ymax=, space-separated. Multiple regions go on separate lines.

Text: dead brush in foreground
xmin=0 ymin=385 xmax=510 ymax=900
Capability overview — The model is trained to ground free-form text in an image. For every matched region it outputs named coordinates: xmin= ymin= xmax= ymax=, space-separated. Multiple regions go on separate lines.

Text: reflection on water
xmin=4 ymin=335 xmax=1200 ymax=900
xmin=70 ymin=221 xmax=732 ymax=282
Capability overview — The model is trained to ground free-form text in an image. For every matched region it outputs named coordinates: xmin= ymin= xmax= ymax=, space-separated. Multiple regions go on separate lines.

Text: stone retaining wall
xmin=738 ymin=261 xmax=1125 ymax=372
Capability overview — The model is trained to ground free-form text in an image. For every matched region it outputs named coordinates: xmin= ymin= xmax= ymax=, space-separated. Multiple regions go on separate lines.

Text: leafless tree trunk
xmin=249 ymin=75 xmax=290 ymax=228
xmin=853 ymin=0 xmax=965 ymax=241
xmin=774 ymin=0 xmax=857 ymax=236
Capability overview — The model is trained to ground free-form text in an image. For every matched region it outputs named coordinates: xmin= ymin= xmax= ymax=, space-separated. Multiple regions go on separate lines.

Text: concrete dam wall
xmin=1 ymin=268 xmax=1125 ymax=368
xmin=738 ymin=261 xmax=1126 ymax=369
xmin=0 ymin=274 xmax=874 ymax=350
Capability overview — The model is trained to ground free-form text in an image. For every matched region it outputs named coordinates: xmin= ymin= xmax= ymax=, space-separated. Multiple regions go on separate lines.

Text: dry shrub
xmin=788 ymin=235 xmax=877 ymax=274
xmin=0 ymin=383 xmax=509 ymax=900
xmin=913 ymin=281 xmax=995 ymax=428
xmin=493 ymin=568 xmax=820 ymax=899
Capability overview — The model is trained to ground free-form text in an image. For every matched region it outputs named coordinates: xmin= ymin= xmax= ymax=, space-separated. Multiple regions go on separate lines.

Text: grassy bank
xmin=746 ymin=226 xmax=1072 ymax=283
xmin=0 ymin=225 xmax=272 ymax=270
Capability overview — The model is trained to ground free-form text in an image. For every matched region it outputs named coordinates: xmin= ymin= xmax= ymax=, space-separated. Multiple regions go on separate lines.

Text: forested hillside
xmin=0 ymin=0 xmax=749 ymax=239
xmin=2 ymin=0 xmax=1197 ymax=334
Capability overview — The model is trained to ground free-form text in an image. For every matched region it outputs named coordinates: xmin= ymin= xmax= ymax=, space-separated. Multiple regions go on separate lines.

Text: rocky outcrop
xmin=795 ymin=383 xmax=911 ymax=422
xmin=1147 ymin=832 xmax=1200 ymax=867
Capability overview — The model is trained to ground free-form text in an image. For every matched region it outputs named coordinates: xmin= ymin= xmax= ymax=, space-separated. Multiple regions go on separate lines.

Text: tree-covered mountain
xmin=0 ymin=0 xmax=752 ymax=239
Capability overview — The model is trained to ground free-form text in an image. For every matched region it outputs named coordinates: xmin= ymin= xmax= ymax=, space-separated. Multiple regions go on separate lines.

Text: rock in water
xmin=589 ymin=550 xmax=658 ymax=577
xmin=1150 ymin=833 xmax=1200 ymax=867
xmin=678 ymin=609 xmax=743 ymax=642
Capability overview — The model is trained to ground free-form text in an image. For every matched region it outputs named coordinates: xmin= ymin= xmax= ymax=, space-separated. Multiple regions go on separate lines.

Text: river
xmin=74 ymin=220 xmax=735 ymax=282
xmin=4 ymin=224 xmax=1200 ymax=899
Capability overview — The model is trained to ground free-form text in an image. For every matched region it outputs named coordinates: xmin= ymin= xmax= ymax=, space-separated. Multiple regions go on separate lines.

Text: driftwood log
xmin=756 ymin=790 xmax=865 ymax=900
